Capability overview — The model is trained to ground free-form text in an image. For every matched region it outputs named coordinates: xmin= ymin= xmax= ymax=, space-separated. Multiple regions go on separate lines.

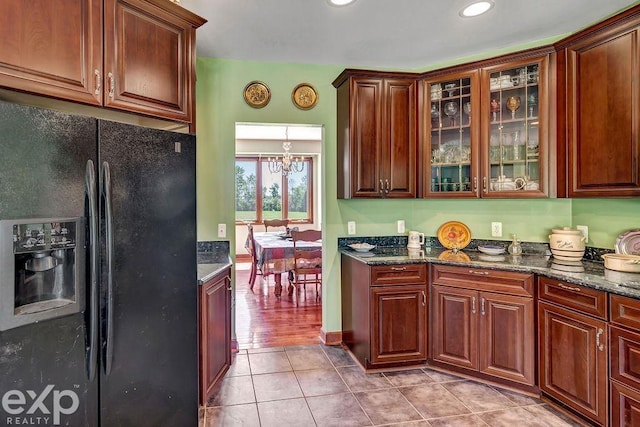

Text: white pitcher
xmin=407 ymin=231 xmax=425 ymax=249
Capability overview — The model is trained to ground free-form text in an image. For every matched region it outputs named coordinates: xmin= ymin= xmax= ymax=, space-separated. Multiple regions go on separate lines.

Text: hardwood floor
xmin=235 ymin=262 xmax=322 ymax=349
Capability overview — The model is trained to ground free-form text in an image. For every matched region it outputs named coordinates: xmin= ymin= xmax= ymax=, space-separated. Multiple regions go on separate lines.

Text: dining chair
xmin=246 ymin=224 xmax=266 ymax=289
xmin=288 ymin=229 xmax=322 ymax=305
xmin=263 ymin=218 xmax=289 ymax=232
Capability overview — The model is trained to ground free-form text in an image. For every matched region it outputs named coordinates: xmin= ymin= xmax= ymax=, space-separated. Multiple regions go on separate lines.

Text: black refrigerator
xmin=0 ymin=100 xmax=198 ymax=426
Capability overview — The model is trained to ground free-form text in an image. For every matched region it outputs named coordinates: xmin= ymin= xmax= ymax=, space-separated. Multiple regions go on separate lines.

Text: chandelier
xmin=267 ymin=129 xmax=304 ymax=176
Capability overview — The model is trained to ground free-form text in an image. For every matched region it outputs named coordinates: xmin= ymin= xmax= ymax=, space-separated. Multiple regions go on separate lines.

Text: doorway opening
xmin=234 ymin=122 xmax=323 ymax=350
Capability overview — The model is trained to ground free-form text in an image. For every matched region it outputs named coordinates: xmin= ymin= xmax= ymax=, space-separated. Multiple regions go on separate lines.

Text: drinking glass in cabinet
xmin=463 ymin=102 xmax=471 ymax=124
xmin=443 ymin=101 xmax=458 ymax=126
xmin=506 ymin=96 xmax=521 ymax=119
xmin=431 ymin=104 xmax=440 ymax=127
xmin=527 ymin=94 xmax=537 ymax=118
xmin=490 ymin=98 xmax=500 ymax=121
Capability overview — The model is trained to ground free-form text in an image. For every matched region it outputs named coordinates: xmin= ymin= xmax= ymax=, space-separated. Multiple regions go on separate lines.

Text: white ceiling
xmin=181 ymin=0 xmax=638 ymax=69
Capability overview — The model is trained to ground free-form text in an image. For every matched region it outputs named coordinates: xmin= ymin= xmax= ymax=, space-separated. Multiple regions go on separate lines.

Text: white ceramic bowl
xmin=348 ymin=243 xmax=376 ymax=253
xmin=478 ymin=245 xmax=506 ymax=255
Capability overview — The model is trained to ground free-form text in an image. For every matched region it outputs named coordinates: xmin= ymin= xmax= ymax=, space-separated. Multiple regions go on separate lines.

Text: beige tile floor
xmin=200 ymin=344 xmax=585 ymax=427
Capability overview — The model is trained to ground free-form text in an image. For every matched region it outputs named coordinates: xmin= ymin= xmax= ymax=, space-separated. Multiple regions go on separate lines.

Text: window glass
xmin=261 ymin=162 xmax=283 ymax=220
xmin=234 ymin=157 xmax=313 ymax=223
xmin=287 ymin=161 xmax=310 ymax=221
xmin=235 ymin=160 xmax=257 ymax=222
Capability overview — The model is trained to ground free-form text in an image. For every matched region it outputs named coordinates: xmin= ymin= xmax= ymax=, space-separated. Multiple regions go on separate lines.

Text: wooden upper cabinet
xmin=0 ymin=0 xmax=205 ymax=127
xmin=334 ymin=71 xmax=418 ymax=199
xmin=559 ymin=9 xmax=640 ymax=197
xmin=104 ymin=0 xmax=203 ymax=122
xmin=0 ymin=0 xmax=103 ymax=105
xmin=420 ymin=50 xmax=553 ymax=199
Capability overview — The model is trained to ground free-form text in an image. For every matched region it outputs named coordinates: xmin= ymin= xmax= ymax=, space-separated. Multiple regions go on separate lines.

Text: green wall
xmin=196 ymin=57 xmax=640 ymax=336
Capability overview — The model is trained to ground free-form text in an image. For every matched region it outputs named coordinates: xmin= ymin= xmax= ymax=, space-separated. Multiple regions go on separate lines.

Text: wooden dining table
xmin=248 ymin=231 xmax=322 ymax=296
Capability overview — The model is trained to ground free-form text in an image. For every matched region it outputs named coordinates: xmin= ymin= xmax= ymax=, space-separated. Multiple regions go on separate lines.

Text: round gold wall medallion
xmin=292 ymin=83 xmax=318 ymax=110
xmin=243 ymin=81 xmax=271 ymax=108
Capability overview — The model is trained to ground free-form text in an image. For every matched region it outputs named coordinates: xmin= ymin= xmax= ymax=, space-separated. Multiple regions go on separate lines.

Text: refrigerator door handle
xmin=101 ymin=162 xmax=115 ymax=376
xmin=85 ymin=160 xmax=99 ymax=382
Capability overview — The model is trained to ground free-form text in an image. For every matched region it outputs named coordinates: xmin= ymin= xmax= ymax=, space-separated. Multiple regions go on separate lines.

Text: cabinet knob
xmin=422 ymin=290 xmax=426 ymax=306
xmin=390 ymin=266 xmax=407 ymax=271
xmin=379 ymin=179 xmax=384 ymax=196
xmin=471 ymin=296 xmax=476 ymax=314
xmin=482 ymin=177 xmax=487 ymax=192
xmin=473 ymin=176 xmax=478 ymax=191
xmin=384 ymin=179 xmax=390 ymax=194
xmin=481 ymin=297 xmax=485 ymax=316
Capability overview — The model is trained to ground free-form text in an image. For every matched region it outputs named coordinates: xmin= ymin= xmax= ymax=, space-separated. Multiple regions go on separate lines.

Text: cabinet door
xmin=565 ymin=25 xmax=640 ymax=197
xmin=481 ymin=56 xmax=549 ymax=198
xmin=611 ymin=380 xmax=640 ymax=427
xmin=0 ymin=0 xmax=102 ymax=104
xmin=348 ymin=77 xmax=384 ymax=197
xmin=479 ymin=293 xmax=534 ymax=385
xmin=371 ymin=285 xmax=427 ymax=365
xmin=199 ymin=271 xmax=231 ymax=405
xmin=383 ymin=78 xmax=417 ymax=198
xmin=104 ymin=0 xmax=196 ymax=122
xmin=431 ymin=285 xmax=478 ymax=370
xmin=422 ymin=71 xmax=480 ymax=198
xmin=538 ymin=301 xmax=608 ymax=425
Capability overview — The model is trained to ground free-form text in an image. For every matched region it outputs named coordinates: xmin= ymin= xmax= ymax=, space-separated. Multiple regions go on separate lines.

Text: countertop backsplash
xmin=197 ymin=240 xmax=231 ymax=264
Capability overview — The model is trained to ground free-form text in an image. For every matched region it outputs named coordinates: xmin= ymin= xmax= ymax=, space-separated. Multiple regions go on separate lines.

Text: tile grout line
xmin=322 ymin=345 xmax=376 ymax=426
xmin=284 ymin=345 xmax=320 ymax=426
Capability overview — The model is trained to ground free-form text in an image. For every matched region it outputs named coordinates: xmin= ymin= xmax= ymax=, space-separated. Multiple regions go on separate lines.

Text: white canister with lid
xmin=549 ymin=227 xmax=586 ymax=261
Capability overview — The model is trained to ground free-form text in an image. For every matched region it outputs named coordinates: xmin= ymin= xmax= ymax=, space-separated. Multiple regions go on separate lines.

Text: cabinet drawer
xmin=610 ymin=325 xmax=640 ymax=392
xmin=371 ymin=264 xmax=427 ymax=286
xmin=611 ymin=294 xmax=640 ymax=331
xmin=431 ymin=264 xmax=533 ymax=296
xmin=537 ymin=277 xmax=607 ymax=319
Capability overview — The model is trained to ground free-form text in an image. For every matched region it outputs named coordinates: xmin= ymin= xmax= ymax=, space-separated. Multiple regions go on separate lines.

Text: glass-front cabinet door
xmin=423 ymin=71 xmax=480 ymax=197
xmin=422 ymin=55 xmax=549 ymax=199
xmin=480 ymin=56 xmax=548 ymax=197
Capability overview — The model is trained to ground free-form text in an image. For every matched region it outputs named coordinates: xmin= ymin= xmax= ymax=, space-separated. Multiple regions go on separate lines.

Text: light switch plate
xmin=397 ymin=220 xmax=405 ymax=234
xmin=577 ymin=225 xmax=588 ymax=243
xmin=217 ymin=223 xmax=226 ymax=238
xmin=347 ymin=221 xmax=356 ymax=235
xmin=491 ymin=222 xmax=502 ymax=237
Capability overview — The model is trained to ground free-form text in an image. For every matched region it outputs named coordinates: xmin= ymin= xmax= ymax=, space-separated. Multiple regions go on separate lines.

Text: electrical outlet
xmin=577 ymin=225 xmax=589 ymax=243
xmin=217 ymin=223 xmax=226 ymax=238
xmin=347 ymin=221 xmax=356 ymax=235
xmin=397 ymin=220 xmax=405 ymax=234
xmin=491 ymin=222 xmax=502 ymax=237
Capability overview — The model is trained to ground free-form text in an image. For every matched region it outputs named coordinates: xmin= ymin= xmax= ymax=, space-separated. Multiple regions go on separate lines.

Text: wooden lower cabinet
xmin=341 ymin=255 xmax=427 ymax=369
xmin=431 ymin=284 xmax=534 ymax=386
xmin=199 ymin=267 xmax=232 ymax=405
xmin=538 ymin=301 xmax=608 ymax=425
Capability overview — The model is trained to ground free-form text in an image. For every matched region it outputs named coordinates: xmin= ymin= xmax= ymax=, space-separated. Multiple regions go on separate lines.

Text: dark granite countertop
xmin=341 ymin=247 xmax=640 ymax=299
xmin=197 ymin=261 xmax=232 ymax=285
xmin=197 ymin=244 xmax=232 ymax=285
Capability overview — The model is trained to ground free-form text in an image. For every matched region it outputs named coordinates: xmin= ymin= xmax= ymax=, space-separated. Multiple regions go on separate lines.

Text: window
xmin=235 ymin=156 xmax=313 ymax=224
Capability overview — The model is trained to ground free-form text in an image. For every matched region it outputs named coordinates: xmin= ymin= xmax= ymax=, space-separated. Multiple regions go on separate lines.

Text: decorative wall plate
xmin=292 ymin=83 xmax=318 ymax=110
xmin=243 ymin=81 xmax=271 ymax=108
xmin=437 ymin=221 xmax=471 ymax=250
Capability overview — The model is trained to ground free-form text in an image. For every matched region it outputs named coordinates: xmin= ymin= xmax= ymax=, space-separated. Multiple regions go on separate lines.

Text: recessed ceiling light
xmin=459 ymin=0 xmax=495 ymax=17
xmin=328 ymin=0 xmax=356 ymax=6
